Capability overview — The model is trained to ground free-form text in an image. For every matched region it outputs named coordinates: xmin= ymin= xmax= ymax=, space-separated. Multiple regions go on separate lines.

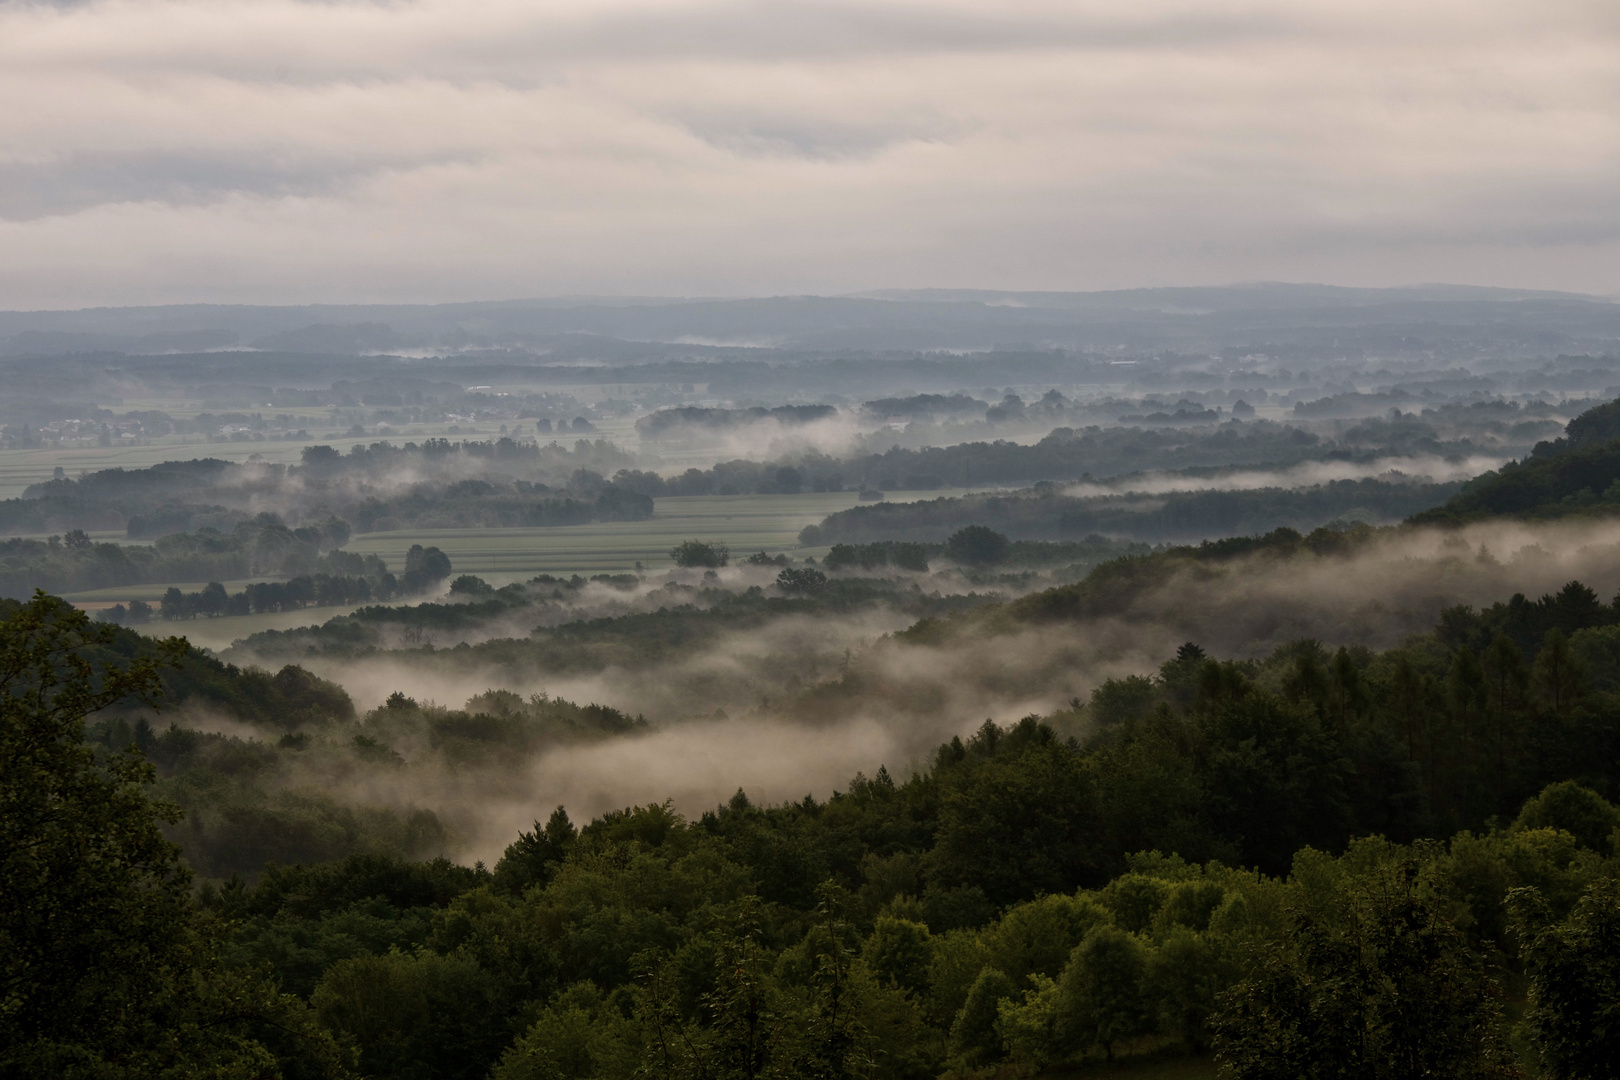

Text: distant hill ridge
xmin=2 ymin=283 xmax=1615 ymax=357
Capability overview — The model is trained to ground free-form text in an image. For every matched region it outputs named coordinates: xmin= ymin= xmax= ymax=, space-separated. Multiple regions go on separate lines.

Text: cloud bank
xmin=2 ymin=0 xmax=1617 ymax=306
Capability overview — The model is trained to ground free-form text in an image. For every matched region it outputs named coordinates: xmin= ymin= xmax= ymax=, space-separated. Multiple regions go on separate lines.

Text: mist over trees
xmin=0 ymin=438 xmax=650 ymax=538
xmin=10 ymin=583 xmax=1620 ymax=1076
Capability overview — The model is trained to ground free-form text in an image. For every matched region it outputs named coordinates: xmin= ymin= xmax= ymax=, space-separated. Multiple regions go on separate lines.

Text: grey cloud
xmin=472 ymin=2 xmax=1295 ymax=64
xmin=0 ymin=0 xmax=1617 ymax=305
xmin=72 ymin=2 xmax=1300 ymax=78
xmin=682 ymin=115 xmax=955 ymax=160
xmin=0 ymin=150 xmax=478 ymax=220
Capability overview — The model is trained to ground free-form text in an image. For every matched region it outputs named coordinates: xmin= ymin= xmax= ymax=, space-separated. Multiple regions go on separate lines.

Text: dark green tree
xmin=1535 ymin=628 xmax=1587 ymax=717
xmin=314 ymin=948 xmax=505 ymax=1080
xmin=670 ymin=540 xmax=730 ymax=568
xmin=1145 ymin=926 xmax=1228 ymax=1052
xmin=402 ymin=544 xmax=453 ymax=592
xmin=943 ymin=526 xmax=1010 ymax=567
xmin=639 ymin=903 xmax=795 ymax=1080
xmin=864 ymin=916 xmax=933 ymax=996
xmin=1510 ymin=879 xmax=1620 ymax=1080
xmin=161 ymin=584 xmax=188 ymax=619
xmin=1212 ymin=862 xmax=1519 ymax=1080
xmin=197 ymin=580 xmax=228 ymax=617
xmin=494 ymin=805 xmax=578 ymax=894
xmin=790 ymin=884 xmax=872 ymax=1080
xmin=1483 ymin=633 xmax=1530 ymax=805
xmin=1513 ymin=781 xmax=1620 ymax=854
xmin=775 ymin=567 xmax=827 ymax=594
xmin=948 ymin=967 xmax=1015 ymax=1067
xmin=930 ymin=729 xmax=1103 ymax=903
xmin=1055 ymin=924 xmax=1152 ymax=1061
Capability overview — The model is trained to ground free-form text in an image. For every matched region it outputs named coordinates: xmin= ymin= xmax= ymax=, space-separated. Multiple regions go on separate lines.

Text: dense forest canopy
xmin=6 ymin=587 xmax=1620 ymax=1077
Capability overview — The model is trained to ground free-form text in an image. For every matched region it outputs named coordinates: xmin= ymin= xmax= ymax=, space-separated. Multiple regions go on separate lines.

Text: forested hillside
xmin=8 ymin=571 xmax=1620 ymax=1076
xmin=1412 ymin=395 xmax=1620 ymax=525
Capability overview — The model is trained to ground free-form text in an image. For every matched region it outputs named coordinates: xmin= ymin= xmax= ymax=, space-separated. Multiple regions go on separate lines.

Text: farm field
xmin=51 ymin=489 xmax=975 ymax=647
xmin=340 ymin=489 xmax=961 ymax=578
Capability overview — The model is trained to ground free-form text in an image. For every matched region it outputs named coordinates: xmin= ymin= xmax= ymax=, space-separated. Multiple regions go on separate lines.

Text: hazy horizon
xmin=0 ymin=279 xmax=1616 ymax=317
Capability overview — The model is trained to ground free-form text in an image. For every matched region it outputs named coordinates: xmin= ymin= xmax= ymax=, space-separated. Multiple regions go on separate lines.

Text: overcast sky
xmin=1 ymin=0 xmax=1616 ymax=308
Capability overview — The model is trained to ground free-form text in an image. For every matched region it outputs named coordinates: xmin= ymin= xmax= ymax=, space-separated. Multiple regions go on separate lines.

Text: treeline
xmin=621 ymin=411 xmax=1506 ymax=502
xmin=231 ymin=571 xmax=1004 ymax=668
xmin=803 ymin=477 xmax=1458 ymax=545
xmin=0 ymin=437 xmax=647 ymax=535
xmin=80 ymin=607 xmax=356 ymax=729
xmin=101 ymin=544 xmax=452 ymax=622
xmin=820 ymin=534 xmax=1144 ymax=572
xmin=344 ymin=481 xmax=652 ymax=532
xmin=3 ymin=406 xmax=1524 ymax=539
xmin=241 ymin=561 xmax=1620 ymax=857
xmin=860 ymin=392 xmax=987 ymax=419
xmin=293 ymin=436 xmax=634 ymax=478
xmin=824 ymin=541 xmax=931 ymax=571
xmin=835 ymin=422 xmax=1398 ymax=490
xmin=611 ymin=421 xmax=1469 ymax=500
xmin=611 ymin=460 xmax=852 ymax=496
xmin=0 ymin=514 xmax=351 ymax=600
xmin=636 ymin=404 xmax=838 ymax=438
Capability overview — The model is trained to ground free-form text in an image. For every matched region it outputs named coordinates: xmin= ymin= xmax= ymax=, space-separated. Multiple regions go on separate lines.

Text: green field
xmin=54 ymin=489 xmax=976 ymax=647
xmin=340 ymin=490 xmax=913 ymax=579
xmin=56 ymin=490 xmax=977 ymax=602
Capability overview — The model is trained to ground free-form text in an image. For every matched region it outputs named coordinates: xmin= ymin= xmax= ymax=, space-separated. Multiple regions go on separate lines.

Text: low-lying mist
xmin=1062 ymin=454 xmax=1507 ymax=498
xmin=182 ymin=515 xmax=1620 ymax=866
